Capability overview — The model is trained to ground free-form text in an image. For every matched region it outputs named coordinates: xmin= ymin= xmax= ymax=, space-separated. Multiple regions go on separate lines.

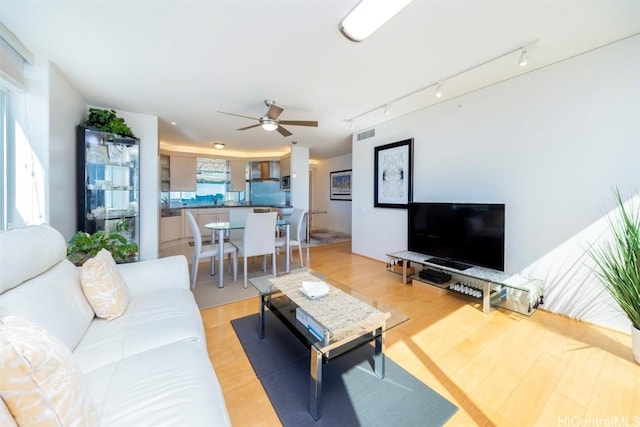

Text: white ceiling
xmin=2 ymin=1 xmax=639 ymax=160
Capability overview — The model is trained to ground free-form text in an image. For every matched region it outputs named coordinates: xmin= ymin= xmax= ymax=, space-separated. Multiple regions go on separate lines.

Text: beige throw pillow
xmin=0 ymin=316 xmax=99 ymax=426
xmin=80 ymin=248 xmax=130 ymax=320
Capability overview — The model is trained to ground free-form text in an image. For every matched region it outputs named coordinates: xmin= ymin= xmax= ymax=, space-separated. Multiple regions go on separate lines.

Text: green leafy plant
xmin=83 ymin=108 xmax=135 ymax=138
xmin=590 ymin=189 xmax=640 ymax=329
xmin=67 ymin=230 xmax=138 ymax=266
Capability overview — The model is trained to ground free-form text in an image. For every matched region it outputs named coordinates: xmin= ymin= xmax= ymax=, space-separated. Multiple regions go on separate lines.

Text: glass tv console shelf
xmin=386 ymin=251 xmax=543 ymax=316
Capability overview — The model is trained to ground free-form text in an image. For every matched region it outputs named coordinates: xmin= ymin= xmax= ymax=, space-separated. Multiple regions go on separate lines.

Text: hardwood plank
xmin=198 ymin=241 xmax=637 ymax=426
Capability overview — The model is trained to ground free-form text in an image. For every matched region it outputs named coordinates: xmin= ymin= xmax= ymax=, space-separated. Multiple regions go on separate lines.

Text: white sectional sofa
xmin=0 ymin=224 xmax=231 ymax=426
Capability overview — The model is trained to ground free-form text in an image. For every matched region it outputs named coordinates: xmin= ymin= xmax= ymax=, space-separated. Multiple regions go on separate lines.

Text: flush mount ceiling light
xmin=213 ymin=142 xmax=225 ymax=149
xmin=340 ymin=0 xmax=414 ymax=42
xmin=261 ymin=119 xmax=279 ymax=132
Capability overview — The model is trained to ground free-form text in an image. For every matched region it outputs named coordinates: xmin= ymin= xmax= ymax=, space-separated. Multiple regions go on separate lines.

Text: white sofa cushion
xmin=117 ymin=255 xmax=190 ymax=296
xmin=81 ymin=249 xmax=130 ymax=320
xmin=0 ymin=316 xmax=98 ymax=426
xmin=84 ymin=340 xmax=231 ymax=427
xmin=0 ymin=398 xmax=17 ymax=427
xmin=73 ymin=288 xmax=206 ymax=372
xmin=0 ymin=259 xmax=95 ymax=351
xmin=0 ymin=224 xmax=67 ymax=293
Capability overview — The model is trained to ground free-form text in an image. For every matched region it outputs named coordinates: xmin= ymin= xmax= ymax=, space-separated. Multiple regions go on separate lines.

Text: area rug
xmin=308 ymin=229 xmax=351 ymax=247
xmin=231 ymin=312 xmax=458 ymax=427
xmin=192 ymin=255 xmax=302 ymax=310
xmin=190 ymin=229 xmax=350 ymax=248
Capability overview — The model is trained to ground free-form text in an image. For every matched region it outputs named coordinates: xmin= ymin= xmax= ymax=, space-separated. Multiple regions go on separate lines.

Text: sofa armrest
xmin=116 ymin=255 xmax=190 ymax=297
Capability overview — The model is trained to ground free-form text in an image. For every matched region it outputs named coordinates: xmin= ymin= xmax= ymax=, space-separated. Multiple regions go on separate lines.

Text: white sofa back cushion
xmin=0 ymin=224 xmax=67 ymax=293
xmin=0 ymin=398 xmax=17 ymax=427
xmin=0 ymin=225 xmax=94 ymax=350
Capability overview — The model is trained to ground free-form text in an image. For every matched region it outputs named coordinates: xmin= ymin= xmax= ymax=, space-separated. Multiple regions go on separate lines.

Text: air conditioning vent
xmin=356 ymin=128 xmax=375 ymax=141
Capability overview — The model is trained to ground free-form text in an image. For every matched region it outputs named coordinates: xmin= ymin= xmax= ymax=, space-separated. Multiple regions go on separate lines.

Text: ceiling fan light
xmin=340 ymin=0 xmax=414 ymax=42
xmin=261 ymin=120 xmax=278 ymax=132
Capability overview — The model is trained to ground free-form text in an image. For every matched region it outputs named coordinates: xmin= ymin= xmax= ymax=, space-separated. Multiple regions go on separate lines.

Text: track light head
xmin=384 ymin=104 xmax=391 ymax=116
xmin=435 ymin=83 xmax=443 ymax=98
xmin=519 ymin=49 xmax=529 ymax=67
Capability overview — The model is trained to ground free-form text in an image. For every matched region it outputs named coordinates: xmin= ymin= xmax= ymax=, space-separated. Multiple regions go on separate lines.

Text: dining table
xmin=205 ymin=219 xmax=291 ymax=288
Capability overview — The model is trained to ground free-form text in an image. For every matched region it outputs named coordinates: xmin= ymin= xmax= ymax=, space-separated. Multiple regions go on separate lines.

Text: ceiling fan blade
xmin=278 ymin=120 xmax=318 ymax=127
xmin=276 ymin=126 xmax=292 ymax=137
xmin=237 ymin=124 xmax=261 ymax=131
xmin=218 ymin=111 xmax=259 ymax=121
xmin=267 ymin=104 xmax=284 ymax=120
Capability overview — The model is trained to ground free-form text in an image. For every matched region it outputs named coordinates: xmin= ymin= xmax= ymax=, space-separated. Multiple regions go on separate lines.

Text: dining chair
xmin=230 ymin=211 xmax=278 ymax=288
xmin=186 ymin=211 xmax=237 ymax=290
xmin=276 ymin=208 xmax=307 ymax=267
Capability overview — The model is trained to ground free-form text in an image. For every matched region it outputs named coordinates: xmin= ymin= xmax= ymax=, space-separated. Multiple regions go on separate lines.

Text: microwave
xmin=280 ymin=175 xmax=290 ymax=190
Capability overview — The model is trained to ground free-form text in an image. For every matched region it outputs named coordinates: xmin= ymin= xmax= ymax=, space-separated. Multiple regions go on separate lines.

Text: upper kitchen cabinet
xmin=170 ymin=155 xmax=197 ymax=191
xmin=280 ymin=155 xmax=290 ymax=177
xmin=160 ymin=155 xmax=170 ymax=191
xmin=229 ymin=160 xmax=246 ymax=192
xmin=76 ymin=126 xmax=140 ymax=255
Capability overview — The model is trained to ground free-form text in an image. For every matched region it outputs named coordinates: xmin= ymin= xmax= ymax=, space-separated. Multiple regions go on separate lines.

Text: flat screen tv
xmin=407 ymin=202 xmax=505 ymax=271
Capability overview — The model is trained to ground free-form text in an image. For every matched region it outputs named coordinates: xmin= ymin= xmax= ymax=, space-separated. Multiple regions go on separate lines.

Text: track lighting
xmin=345 ymin=38 xmax=538 ymax=124
xmin=435 ymin=83 xmax=443 ymax=98
xmin=519 ymin=49 xmax=528 ymax=67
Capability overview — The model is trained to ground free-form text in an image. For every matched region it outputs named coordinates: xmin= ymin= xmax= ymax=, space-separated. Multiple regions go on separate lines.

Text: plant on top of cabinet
xmin=83 ymin=108 xmax=136 ymax=138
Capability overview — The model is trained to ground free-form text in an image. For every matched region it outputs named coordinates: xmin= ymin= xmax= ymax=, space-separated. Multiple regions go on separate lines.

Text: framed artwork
xmin=374 ymin=139 xmax=413 ymax=208
xmin=330 ymin=169 xmax=352 ymax=201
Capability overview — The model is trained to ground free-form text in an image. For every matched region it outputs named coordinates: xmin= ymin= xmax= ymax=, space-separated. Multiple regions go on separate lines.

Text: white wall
xmin=352 ymin=36 xmax=640 ymax=332
xmin=114 ymin=109 xmax=159 ymax=260
xmin=313 ymin=153 xmax=352 ymax=233
xmin=49 ymin=63 xmax=86 ymax=239
xmin=290 ymin=144 xmax=309 ymax=211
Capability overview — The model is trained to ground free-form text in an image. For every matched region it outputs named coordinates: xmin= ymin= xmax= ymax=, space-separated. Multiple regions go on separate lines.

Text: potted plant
xmin=67 ymin=230 xmax=139 ymax=266
xmin=589 ymin=189 xmax=640 ymax=364
xmin=83 ymin=108 xmax=136 ymax=138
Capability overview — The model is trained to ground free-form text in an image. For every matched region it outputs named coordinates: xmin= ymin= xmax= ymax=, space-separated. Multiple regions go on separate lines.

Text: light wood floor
xmin=200 ymin=241 xmax=639 ymax=427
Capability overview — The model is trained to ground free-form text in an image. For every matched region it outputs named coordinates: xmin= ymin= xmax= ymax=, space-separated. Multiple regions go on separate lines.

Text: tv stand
xmin=386 ymin=250 xmax=543 ymax=315
xmin=425 ymin=257 xmax=472 ymax=271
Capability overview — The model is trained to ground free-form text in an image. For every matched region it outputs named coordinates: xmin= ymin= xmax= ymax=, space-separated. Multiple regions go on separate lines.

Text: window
xmin=0 ymin=88 xmax=5 ymax=230
xmin=196 ymin=158 xmax=228 ymax=202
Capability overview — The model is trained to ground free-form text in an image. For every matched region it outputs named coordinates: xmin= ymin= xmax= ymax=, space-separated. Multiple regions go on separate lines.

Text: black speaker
xmin=418 ymin=269 xmax=452 ymax=284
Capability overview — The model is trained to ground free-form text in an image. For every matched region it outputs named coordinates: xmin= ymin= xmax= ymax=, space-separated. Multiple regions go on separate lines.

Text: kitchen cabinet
xmin=280 ymin=155 xmax=290 ymax=177
xmin=160 ymin=215 xmax=182 ymax=243
xmin=160 ymin=155 xmax=170 ymax=191
xmin=229 ymin=160 xmax=246 ymax=192
xmin=182 ymin=208 xmax=230 ymax=241
xmin=76 ymin=126 xmax=140 ymax=257
xmin=170 ymin=155 xmax=197 ymax=191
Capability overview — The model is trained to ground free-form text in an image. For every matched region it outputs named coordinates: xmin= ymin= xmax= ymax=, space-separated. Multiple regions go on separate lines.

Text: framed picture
xmin=374 ymin=139 xmax=413 ymax=208
xmin=330 ymin=169 xmax=352 ymax=201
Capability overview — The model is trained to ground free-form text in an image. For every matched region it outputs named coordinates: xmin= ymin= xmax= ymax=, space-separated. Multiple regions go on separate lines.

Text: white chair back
xmin=289 ymin=208 xmax=307 ymax=242
xmin=243 ymin=212 xmax=278 ymax=257
xmin=186 ymin=211 xmax=202 ymax=255
xmin=229 ymin=208 xmax=249 ymax=241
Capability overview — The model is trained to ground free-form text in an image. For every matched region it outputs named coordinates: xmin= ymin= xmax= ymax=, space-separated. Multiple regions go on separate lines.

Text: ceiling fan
xmin=218 ymin=99 xmax=318 ymax=137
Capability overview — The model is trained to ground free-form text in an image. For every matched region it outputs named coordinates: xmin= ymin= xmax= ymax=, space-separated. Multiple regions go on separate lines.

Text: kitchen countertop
xmin=162 ymin=203 xmax=293 ymax=210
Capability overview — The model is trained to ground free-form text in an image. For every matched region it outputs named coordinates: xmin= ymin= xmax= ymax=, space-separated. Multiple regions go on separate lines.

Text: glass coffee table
xmin=250 ymin=269 xmax=408 ymax=420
